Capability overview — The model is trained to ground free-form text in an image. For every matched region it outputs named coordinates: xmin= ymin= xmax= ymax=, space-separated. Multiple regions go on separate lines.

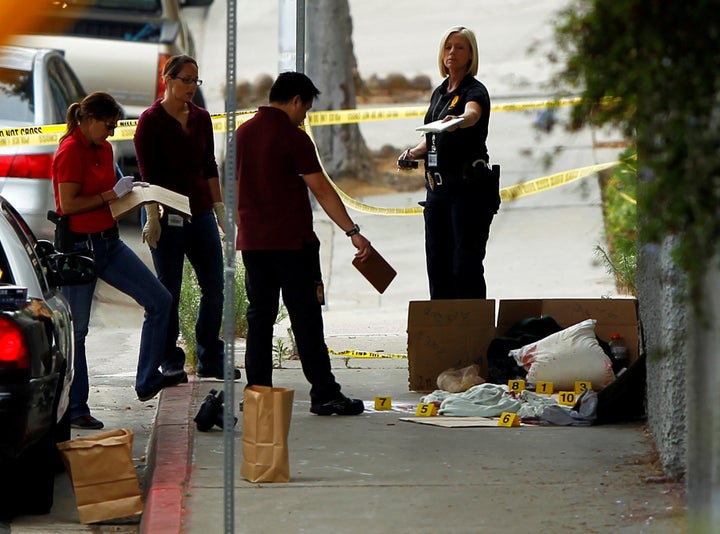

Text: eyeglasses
xmin=104 ymin=122 xmax=117 ymax=130
xmin=173 ymin=76 xmax=203 ymax=86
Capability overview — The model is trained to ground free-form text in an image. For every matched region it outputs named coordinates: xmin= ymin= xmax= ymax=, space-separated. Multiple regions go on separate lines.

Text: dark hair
xmin=60 ymin=91 xmax=122 ymax=143
xmin=269 ymin=72 xmax=320 ymax=104
xmin=162 ymin=54 xmax=198 ymax=79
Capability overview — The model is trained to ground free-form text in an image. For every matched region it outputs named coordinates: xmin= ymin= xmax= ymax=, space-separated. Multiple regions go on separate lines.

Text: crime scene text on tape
xmin=0 ymin=97 xmax=581 ymax=146
xmin=0 ymin=96 xmax=619 ymax=213
xmin=328 ymin=348 xmax=407 ymax=359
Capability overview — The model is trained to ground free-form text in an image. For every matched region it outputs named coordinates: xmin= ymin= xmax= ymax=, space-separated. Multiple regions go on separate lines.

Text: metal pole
xmin=223 ymin=0 xmax=238 ymax=532
xmin=296 ymin=0 xmax=305 ymax=73
xmin=278 ymin=0 xmax=296 ymax=72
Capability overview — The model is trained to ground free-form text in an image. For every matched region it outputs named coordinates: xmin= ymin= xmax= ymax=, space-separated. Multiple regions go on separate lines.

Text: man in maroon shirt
xmin=235 ymin=72 xmax=370 ymax=415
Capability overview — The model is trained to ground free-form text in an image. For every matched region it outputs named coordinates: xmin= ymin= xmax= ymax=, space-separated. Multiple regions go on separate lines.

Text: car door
xmin=0 ymin=199 xmax=74 ymax=417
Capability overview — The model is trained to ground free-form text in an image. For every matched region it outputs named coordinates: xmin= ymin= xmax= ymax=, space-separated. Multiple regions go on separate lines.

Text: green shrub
xmin=178 ymin=256 xmax=289 ymax=370
xmin=178 ymin=255 xmax=249 ymax=369
xmin=597 ymin=147 xmax=637 ymax=295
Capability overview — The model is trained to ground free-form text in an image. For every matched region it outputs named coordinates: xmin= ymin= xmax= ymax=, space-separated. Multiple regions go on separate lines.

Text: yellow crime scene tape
xmin=304 ymin=119 xmax=619 ymax=216
xmin=0 ymin=96 xmax=618 ymax=215
xmin=0 ymin=97 xmax=581 ymax=145
xmin=1 ymin=95 xmax=619 ymax=359
xmin=328 ymin=348 xmax=407 ymax=359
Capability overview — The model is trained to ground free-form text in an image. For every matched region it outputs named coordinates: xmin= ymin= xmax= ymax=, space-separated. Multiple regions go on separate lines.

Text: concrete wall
xmin=637 ymin=239 xmax=687 ymax=479
xmin=687 ymin=260 xmax=720 ymax=529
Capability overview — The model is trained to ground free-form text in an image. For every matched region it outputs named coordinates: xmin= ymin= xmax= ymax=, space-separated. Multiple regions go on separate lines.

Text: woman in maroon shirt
xmin=134 ymin=55 xmax=239 ymax=380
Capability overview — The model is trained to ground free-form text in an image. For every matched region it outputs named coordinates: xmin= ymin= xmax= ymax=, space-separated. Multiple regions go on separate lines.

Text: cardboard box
xmin=406 ymin=298 xmax=639 ymax=392
xmin=496 ymin=298 xmax=639 ymax=364
xmin=407 ymin=299 xmax=496 ymax=392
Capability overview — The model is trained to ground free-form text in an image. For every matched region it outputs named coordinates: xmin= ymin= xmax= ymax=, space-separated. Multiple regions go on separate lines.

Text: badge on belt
xmin=426 ymin=171 xmax=443 ymax=190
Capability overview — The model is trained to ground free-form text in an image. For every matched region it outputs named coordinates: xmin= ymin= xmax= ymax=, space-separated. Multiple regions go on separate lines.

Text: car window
xmin=0 ymin=65 xmax=34 ymax=123
xmin=0 ymin=200 xmax=49 ymax=294
xmin=0 ymin=244 xmax=11 ymax=284
xmin=46 ymin=56 xmax=85 ymax=123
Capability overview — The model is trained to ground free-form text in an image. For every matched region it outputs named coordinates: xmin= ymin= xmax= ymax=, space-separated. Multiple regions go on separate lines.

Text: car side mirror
xmin=35 ymin=240 xmax=56 ymax=260
xmin=44 ymin=252 xmax=96 ymax=287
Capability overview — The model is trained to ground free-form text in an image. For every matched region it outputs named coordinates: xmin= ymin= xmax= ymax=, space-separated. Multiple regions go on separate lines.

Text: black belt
xmin=85 ymin=226 xmax=119 ymax=241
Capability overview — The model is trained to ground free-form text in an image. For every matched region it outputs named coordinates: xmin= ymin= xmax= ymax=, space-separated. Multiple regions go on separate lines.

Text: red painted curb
xmin=140 ymin=380 xmax=197 ymax=534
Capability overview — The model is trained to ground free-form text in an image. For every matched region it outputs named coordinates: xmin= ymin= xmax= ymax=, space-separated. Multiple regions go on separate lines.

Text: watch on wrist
xmin=345 ymin=223 xmax=360 ymax=237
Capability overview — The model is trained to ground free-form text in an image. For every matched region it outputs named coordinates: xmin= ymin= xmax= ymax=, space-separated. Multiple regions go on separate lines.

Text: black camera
xmin=194 ymin=389 xmax=237 ymax=432
xmin=397 ymin=158 xmax=419 ymax=170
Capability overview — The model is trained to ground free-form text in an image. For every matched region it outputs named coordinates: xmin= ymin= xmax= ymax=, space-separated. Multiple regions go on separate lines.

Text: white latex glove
xmin=142 ymin=203 xmax=161 ymax=248
xmin=113 ymin=175 xmax=134 ymax=198
xmin=213 ymin=201 xmax=226 ymax=233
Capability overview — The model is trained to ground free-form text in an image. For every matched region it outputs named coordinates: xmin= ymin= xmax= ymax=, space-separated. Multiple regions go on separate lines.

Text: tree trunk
xmin=305 ymin=0 xmax=373 ymax=182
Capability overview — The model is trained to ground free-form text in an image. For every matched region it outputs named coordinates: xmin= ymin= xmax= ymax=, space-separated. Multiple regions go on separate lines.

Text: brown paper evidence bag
xmin=57 ymin=428 xmax=143 ymax=524
xmin=241 ymin=385 xmax=295 ymax=483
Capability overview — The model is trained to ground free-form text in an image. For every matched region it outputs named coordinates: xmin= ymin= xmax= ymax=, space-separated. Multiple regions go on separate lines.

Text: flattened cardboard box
xmin=406 ymin=298 xmax=639 ymax=392
xmin=407 ymin=299 xmax=495 ymax=392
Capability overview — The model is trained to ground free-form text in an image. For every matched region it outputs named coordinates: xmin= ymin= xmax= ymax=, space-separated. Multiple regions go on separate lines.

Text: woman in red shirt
xmin=53 ymin=91 xmax=184 ymax=429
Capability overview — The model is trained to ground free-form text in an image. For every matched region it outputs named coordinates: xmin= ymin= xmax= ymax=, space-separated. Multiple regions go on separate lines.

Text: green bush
xmin=597 ymin=147 xmax=637 ymax=295
xmin=178 ymin=255 xmax=248 ymax=369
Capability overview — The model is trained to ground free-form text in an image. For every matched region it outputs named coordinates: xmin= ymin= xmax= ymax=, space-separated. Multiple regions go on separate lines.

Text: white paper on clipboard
xmin=415 ymin=117 xmax=464 ymax=133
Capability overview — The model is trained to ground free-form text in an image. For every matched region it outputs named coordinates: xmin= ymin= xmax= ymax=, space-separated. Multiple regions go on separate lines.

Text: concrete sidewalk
xmin=139 ymin=189 xmax=686 ymax=533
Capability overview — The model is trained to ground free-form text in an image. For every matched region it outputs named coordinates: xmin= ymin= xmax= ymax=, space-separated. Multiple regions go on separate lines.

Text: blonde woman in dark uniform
xmin=400 ymin=26 xmax=500 ymax=300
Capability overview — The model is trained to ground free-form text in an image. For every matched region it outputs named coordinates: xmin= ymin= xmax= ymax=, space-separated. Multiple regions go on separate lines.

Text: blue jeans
xmin=62 ymin=236 xmax=172 ymax=418
xmin=142 ymin=209 xmax=224 ymax=373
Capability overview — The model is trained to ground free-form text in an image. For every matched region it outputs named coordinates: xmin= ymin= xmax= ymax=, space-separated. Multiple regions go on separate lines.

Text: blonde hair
xmin=437 ymin=26 xmax=479 ymax=78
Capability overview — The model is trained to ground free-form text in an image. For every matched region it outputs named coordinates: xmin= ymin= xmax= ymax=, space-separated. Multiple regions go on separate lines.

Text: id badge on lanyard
xmin=428 ymin=134 xmax=438 ymax=167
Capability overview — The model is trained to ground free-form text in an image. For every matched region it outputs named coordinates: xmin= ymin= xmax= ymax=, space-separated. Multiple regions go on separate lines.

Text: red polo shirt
xmin=52 ymin=128 xmax=116 ymax=233
xmin=235 ymin=106 xmax=322 ymax=250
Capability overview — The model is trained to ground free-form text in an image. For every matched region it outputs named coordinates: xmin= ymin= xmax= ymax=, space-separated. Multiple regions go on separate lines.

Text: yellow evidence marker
xmin=498 ymin=412 xmax=521 ymax=427
xmin=374 ymin=396 xmax=392 ymax=410
xmin=535 ymin=381 xmax=554 ymax=394
xmin=558 ymin=391 xmax=577 ymax=406
xmin=574 ymin=381 xmax=592 ymax=394
xmin=415 ymin=403 xmax=438 ymax=417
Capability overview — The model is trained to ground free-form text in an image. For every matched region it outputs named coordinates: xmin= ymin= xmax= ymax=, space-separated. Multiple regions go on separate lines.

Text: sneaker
xmin=310 ymin=394 xmax=364 ymax=416
xmin=70 ymin=414 xmax=104 ymax=430
xmin=137 ymin=369 xmax=187 ymax=402
xmin=197 ymin=367 xmax=241 ymax=381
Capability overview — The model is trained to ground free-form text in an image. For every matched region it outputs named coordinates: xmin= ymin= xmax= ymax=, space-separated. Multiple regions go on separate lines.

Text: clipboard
xmin=109 ymin=184 xmax=191 ymax=221
xmin=352 ymin=246 xmax=397 ymax=294
xmin=415 ymin=117 xmax=464 ymax=133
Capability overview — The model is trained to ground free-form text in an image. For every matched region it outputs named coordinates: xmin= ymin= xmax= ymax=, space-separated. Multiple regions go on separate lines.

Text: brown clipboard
xmin=352 ymin=246 xmax=397 ymax=294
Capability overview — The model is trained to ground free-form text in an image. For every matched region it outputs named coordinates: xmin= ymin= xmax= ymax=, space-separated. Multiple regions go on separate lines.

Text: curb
xmin=140 ymin=380 xmax=197 ymax=534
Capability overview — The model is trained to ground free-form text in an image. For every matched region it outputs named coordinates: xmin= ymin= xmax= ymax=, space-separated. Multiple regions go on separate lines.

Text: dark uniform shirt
xmin=424 ymin=74 xmax=490 ymax=176
xmin=235 ymin=106 xmax=322 ymax=250
xmin=134 ymin=99 xmax=218 ymax=216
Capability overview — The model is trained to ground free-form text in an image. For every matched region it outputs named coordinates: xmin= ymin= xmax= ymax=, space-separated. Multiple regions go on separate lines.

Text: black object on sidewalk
xmin=194 ymin=389 xmax=238 ymax=432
